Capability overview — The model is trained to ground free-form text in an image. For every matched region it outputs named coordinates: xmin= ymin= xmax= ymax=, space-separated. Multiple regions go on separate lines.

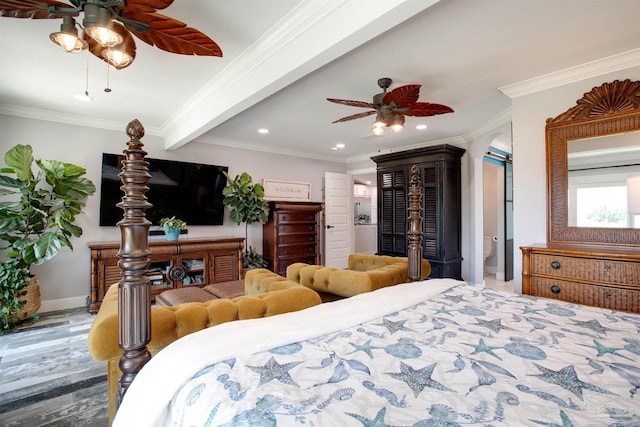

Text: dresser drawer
xmin=278 ymin=224 xmax=317 ymax=234
xmin=277 ymin=211 xmax=318 ymax=223
xmin=530 ymin=277 xmax=640 ymax=313
xmin=531 ymin=253 xmax=640 ymax=286
xmin=278 ymin=234 xmax=317 ymax=245
xmin=276 ymin=243 xmax=317 ymax=257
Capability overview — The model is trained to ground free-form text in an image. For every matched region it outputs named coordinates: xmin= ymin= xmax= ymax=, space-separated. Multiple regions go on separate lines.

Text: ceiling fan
xmin=327 ymin=77 xmax=453 ymax=135
xmin=0 ymin=0 xmax=222 ymax=69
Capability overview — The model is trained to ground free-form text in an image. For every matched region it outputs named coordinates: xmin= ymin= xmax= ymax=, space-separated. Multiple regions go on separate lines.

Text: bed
xmin=114 ymin=277 xmax=640 ymax=426
xmin=111 ymin=121 xmax=639 ymax=426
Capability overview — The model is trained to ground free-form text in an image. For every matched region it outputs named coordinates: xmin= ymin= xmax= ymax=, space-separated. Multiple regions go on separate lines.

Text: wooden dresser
xmin=521 ymin=244 xmax=640 ymax=313
xmin=88 ymin=237 xmax=244 ymax=313
xmin=263 ymin=201 xmax=323 ymax=276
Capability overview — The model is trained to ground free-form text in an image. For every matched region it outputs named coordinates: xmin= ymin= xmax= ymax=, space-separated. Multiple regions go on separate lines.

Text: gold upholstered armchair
xmin=286 ymin=253 xmax=431 ymax=297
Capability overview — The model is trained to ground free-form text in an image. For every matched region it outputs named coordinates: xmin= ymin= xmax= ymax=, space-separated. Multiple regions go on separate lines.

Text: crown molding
xmin=463 ymin=108 xmax=512 ymax=141
xmin=346 ymin=135 xmax=468 ymax=164
xmin=498 ymin=48 xmax=640 ymax=98
xmin=195 ymin=135 xmax=347 ymax=164
xmin=0 ymin=103 xmax=162 ymax=135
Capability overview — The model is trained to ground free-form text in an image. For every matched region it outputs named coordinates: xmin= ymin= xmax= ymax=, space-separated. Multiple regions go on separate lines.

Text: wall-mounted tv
xmin=99 ymin=153 xmax=228 ymax=226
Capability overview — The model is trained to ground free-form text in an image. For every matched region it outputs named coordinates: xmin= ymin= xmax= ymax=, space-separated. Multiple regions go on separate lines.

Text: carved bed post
xmin=407 ymin=164 xmax=423 ymax=281
xmin=116 ymin=119 xmax=153 ymax=406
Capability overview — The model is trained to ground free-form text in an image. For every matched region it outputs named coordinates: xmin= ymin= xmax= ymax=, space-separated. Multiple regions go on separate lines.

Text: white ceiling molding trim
xmin=0 ymin=103 xmax=162 ymax=135
xmin=161 ymin=0 xmax=440 ymax=151
xmin=346 ymin=135 xmax=468 ymax=164
xmin=194 ymin=135 xmax=347 ymax=164
xmin=498 ymin=48 xmax=640 ymax=98
xmin=463 ymin=108 xmax=512 ymax=142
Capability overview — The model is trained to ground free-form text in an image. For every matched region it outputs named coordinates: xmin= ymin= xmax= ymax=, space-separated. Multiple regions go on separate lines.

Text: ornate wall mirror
xmin=546 ymin=79 xmax=640 ymax=248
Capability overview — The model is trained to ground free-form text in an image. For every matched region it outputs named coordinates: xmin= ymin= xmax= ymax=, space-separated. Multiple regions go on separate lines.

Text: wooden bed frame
xmin=113 ymin=120 xmax=424 ymax=407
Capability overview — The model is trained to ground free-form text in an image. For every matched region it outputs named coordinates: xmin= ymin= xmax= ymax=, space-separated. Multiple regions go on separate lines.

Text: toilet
xmin=483 ymin=236 xmax=495 ymax=263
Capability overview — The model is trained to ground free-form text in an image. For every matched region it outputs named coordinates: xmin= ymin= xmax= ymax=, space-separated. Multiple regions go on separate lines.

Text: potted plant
xmin=0 ymin=144 xmax=96 ymax=330
xmin=222 ymin=172 xmax=269 ymax=269
xmin=159 ymin=216 xmax=187 ymax=241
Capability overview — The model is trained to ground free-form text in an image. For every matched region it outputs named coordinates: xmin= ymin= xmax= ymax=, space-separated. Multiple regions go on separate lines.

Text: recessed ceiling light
xmin=416 ymin=124 xmax=427 ymax=130
xmin=336 ymin=143 xmax=345 ymax=149
xmin=331 ymin=147 xmax=338 ymax=151
xmin=258 ymin=128 xmax=269 ymax=134
xmin=366 ymin=180 xmax=371 ymax=185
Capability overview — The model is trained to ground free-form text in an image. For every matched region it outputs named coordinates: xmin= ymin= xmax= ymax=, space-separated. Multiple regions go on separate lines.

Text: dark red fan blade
xmin=0 ymin=0 xmax=76 ymax=19
xmin=327 ymin=98 xmax=376 ymax=109
xmin=85 ymin=23 xmax=136 ymax=70
xmin=332 ymin=110 xmax=376 ymax=123
xmin=115 ymin=0 xmax=174 ymax=13
xmin=404 ymin=102 xmax=454 ymax=117
xmin=122 ymin=11 xmax=222 ymax=57
xmin=383 ymin=84 xmax=421 ymax=108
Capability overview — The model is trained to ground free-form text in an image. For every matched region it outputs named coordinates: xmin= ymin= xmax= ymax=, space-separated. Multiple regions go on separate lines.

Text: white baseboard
xmin=38 ymin=295 xmax=88 ymax=313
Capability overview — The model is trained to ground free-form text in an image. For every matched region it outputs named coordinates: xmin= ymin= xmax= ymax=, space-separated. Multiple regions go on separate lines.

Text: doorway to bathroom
xmin=483 ymin=146 xmax=513 ymax=283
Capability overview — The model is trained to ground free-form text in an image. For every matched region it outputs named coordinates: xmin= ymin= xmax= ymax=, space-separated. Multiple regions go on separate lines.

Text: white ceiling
xmin=1 ymin=0 xmax=640 ymax=165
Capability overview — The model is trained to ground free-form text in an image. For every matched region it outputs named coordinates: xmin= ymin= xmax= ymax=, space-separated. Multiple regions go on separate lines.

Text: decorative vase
xmin=17 ymin=275 xmax=41 ymax=321
xmin=163 ymin=225 xmax=180 ymax=241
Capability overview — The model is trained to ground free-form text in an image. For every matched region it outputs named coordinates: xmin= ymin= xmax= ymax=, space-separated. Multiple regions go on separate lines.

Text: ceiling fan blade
xmin=121 ymin=11 xmax=222 ymax=57
xmin=115 ymin=0 xmax=174 ymax=13
xmin=0 ymin=0 xmax=76 ymax=19
xmin=332 ymin=110 xmax=376 ymax=123
xmin=404 ymin=102 xmax=454 ymax=117
xmin=327 ymin=98 xmax=376 ymax=109
xmin=85 ymin=23 xmax=137 ymax=70
xmin=383 ymin=84 xmax=421 ymax=108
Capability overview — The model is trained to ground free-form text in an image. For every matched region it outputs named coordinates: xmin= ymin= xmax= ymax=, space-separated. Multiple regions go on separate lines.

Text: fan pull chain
xmin=74 ymin=50 xmax=93 ymax=102
xmin=84 ymin=51 xmax=90 ymax=98
xmin=105 ymin=53 xmax=112 ymax=93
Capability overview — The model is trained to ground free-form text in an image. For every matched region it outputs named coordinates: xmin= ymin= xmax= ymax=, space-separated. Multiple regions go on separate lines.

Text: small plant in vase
xmin=159 ymin=216 xmax=187 ymax=241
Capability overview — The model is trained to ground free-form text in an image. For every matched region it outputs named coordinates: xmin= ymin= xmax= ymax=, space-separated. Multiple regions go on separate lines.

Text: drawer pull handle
xmin=550 ymin=285 xmax=561 ymax=294
xmin=550 ymin=261 xmax=561 ymax=270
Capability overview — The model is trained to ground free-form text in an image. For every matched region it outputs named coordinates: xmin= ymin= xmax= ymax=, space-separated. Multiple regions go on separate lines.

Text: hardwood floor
xmin=0 ymin=308 xmax=108 ymax=426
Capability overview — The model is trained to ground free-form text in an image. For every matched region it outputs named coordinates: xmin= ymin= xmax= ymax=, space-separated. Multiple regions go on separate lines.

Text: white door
xmin=324 ymin=172 xmax=352 ymax=268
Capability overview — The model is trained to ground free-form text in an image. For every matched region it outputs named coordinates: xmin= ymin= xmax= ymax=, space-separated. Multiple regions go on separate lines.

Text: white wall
xmin=0 ymin=115 xmax=345 ymax=311
xmin=511 ymin=67 xmax=640 ymax=293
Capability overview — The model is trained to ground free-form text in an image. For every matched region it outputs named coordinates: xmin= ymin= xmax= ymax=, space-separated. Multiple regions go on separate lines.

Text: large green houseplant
xmin=222 ymin=172 xmax=269 ymax=269
xmin=0 ymin=144 xmax=96 ymax=330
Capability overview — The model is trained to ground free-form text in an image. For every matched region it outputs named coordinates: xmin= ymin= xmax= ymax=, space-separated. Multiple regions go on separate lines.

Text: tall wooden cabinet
xmin=263 ymin=201 xmax=323 ymax=276
xmin=88 ymin=237 xmax=244 ymax=313
xmin=372 ymin=144 xmax=465 ymax=279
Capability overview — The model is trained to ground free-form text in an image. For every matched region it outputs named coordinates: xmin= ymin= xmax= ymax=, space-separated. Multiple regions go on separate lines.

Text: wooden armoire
xmin=372 ymin=144 xmax=465 ymax=279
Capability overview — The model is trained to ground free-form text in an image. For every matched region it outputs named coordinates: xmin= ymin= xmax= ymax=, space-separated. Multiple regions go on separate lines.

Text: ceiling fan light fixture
xmin=49 ymin=16 xmax=87 ymax=53
xmin=372 ymin=124 xmax=384 ymax=136
xmin=390 ymin=114 xmax=405 ymax=132
xmin=84 ymin=3 xmax=122 ymax=48
xmin=372 ymin=112 xmax=386 ymax=129
xmin=102 ymin=47 xmax=133 ymax=68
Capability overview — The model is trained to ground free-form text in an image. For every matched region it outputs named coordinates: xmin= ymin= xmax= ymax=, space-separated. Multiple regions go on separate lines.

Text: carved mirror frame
xmin=546 ymin=79 xmax=640 ymax=249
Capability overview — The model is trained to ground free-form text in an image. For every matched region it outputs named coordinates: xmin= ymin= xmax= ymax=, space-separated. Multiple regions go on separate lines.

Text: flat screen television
xmin=99 ymin=153 xmax=228 ymax=226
